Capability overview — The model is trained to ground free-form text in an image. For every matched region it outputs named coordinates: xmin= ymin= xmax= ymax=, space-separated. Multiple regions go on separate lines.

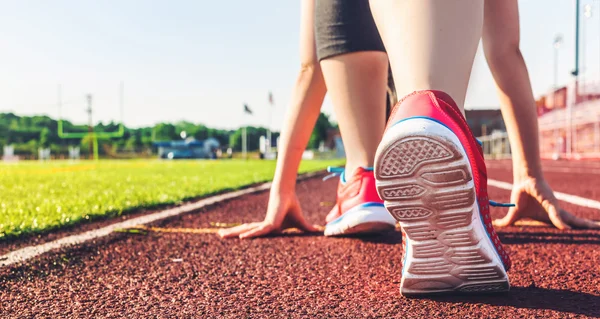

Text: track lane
xmin=1 ymin=171 xmax=599 ymax=318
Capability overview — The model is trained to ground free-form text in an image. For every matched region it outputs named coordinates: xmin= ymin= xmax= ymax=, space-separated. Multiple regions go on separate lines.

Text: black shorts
xmin=315 ymin=0 xmax=385 ymax=61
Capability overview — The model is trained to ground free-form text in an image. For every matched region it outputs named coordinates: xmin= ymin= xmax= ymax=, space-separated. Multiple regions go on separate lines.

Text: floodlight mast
xmin=86 ymin=94 xmax=94 ymax=157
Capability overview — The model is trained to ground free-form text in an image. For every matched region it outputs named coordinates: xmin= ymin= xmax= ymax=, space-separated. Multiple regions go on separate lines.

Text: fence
xmin=538 ymin=81 xmax=600 ymax=160
xmin=479 ymin=131 xmax=512 ymax=160
xmin=478 ymin=80 xmax=600 ymax=160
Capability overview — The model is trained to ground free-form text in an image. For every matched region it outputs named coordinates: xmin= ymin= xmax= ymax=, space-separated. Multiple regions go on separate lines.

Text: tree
xmin=152 ymin=123 xmax=177 ymax=141
xmin=39 ymin=128 xmax=51 ymax=148
xmin=308 ymin=112 xmax=333 ymax=149
xmin=192 ymin=125 xmax=209 ymax=141
xmin=0 ymin=112 xmax=281 ymax=157
xmin=228 ymin=126 xmax=268 ymax=151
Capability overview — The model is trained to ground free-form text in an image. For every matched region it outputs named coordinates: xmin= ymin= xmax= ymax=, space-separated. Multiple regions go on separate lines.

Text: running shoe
xmin=324 ymin=166 xmax=397 ymax=236
xmin=374 ymin=90 xmax=512 ymax=295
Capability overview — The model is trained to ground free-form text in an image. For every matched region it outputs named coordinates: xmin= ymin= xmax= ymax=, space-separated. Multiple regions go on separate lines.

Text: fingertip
xmin=552 ymin=218 xmax=571 ymax=230
xmin=558 ymin=223 xmax=571 ymax=230
xmin=549 ymin=210 xmax=571 ymax=230
xmin=218 ymin=232 xmax=235 ymax=239
xmin=217 ymin=229 xmax=228 ymax=238
xmin=238 ymin=233 xmax=252 ymax=239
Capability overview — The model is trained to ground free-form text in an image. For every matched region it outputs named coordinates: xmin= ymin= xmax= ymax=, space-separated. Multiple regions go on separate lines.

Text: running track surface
xmin=1 ymin=160 xmax=599 ymax=318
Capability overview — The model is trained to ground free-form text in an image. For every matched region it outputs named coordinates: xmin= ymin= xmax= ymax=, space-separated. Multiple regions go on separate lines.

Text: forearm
xmin=482 ymin=0 xmax=543 ymax=180
xmin=272 ymin=64 xmax=326 ymax=193
xmin=487 ymin=50 xmax=543 ymax=180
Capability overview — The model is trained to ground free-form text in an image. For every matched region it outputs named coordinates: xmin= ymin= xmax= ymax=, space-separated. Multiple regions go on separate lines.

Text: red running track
xmin=0 ymin=161 xmax=599 ymax=318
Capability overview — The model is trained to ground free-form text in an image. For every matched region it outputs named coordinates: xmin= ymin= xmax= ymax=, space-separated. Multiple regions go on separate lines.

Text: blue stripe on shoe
xmin=475 ymin=198 xmax=507 ymax=270
xmin=325 ymin=202 xmax=385 ymax=226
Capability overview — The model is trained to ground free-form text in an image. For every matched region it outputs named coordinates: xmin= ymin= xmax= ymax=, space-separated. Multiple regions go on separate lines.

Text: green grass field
xmin=0 ymin=159 xmax=343 ymax=240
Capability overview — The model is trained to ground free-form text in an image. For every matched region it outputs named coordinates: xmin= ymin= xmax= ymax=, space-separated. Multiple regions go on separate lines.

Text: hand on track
xmin=218 ymin=191 xmax=318 ymax=239
xmin=494 ymin=177 xmax=600 ymax=229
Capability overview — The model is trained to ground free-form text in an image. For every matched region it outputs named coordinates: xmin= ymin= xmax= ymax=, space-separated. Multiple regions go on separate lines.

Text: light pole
xmin=573 ymin=0 xmax=581 ymax=79
xmin=583 ymin=4 xmax=593 ymax=84
xmin=553 ymin=34 xmax=563 ymax=156
xmin=267 ymin=91 xmax=274 ymax=157
xmin=85 ymin=94 xmax=94 ymax=158
xmin=567 ymin=0 xmax=582 ymax=158
xmin=553 ymin=34 xmax=563 ymax=91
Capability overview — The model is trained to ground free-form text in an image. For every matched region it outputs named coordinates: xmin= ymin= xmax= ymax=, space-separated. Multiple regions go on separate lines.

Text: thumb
xmin=493 ymin=207 xmax=519 ymax=227
xmin=289 ymin=198 xmax=318 ymax=232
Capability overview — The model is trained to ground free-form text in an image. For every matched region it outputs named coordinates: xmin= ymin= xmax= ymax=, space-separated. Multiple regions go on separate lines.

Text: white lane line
xmin=0 ymin=172 xmax=319 ymax=268
xmin=486 ymin=164 xmax=600 ymax=175
xmin=488 ymin=179 xmax=600 ymax=210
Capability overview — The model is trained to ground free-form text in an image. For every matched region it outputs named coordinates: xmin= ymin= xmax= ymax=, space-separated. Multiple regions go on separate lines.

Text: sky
xmin=1 ymin=0 xmax=599 ymax=131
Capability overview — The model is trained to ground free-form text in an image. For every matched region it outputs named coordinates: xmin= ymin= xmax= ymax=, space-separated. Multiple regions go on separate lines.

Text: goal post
xmin=57 ymin=83 xmax=125 ymax=160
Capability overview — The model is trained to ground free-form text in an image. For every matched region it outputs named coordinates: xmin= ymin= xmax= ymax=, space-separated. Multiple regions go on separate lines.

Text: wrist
xmin=271 ymin=177 xmax=297 ymax=194
xmin=511 ymin=159 xmax=543 ymax=181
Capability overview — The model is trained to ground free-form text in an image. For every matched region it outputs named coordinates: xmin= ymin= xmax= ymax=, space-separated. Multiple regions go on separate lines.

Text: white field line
xmin=0 ymin=172 xmax=320 ymax=268
xmin=488 ymin=179 xmax=600 ymax=210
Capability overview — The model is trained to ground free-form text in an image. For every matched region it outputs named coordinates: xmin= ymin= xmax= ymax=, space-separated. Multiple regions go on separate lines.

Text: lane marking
xmin=488 ymin=179 xmax=600 ymax=210
xmin=0 ymin=172 xmax=321 ymax=268
xmin=486 ymin=164 xmax=600 ymax=175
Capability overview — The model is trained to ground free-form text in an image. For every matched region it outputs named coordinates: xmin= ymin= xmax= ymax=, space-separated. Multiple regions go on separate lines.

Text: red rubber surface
xmin=1 ymin=162 xmax=599 ymax=318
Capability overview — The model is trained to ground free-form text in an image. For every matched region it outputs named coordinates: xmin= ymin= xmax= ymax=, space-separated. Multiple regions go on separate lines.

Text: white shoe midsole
xmin=324 ymin=204 xmax=396 ymax=236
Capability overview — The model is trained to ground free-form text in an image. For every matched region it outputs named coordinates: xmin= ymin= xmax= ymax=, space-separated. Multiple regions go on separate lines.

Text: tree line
xmin=0 ymin=112 xmax=336 ymax=157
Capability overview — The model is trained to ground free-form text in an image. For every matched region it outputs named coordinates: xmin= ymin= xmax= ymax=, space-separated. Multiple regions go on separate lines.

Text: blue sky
xmin=1 ymin=0 xmax=599 ymax=131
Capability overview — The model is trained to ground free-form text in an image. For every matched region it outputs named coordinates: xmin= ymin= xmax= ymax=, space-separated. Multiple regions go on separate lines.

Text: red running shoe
xmin=324 ymin=167 xmax=397 ymax=236
xmin=374 ymin=90 xmax=511 ymax=296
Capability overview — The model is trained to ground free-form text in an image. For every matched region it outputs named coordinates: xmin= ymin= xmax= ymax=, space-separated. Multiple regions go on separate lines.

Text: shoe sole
xmin=324 ymin=204 xmax=396 ymax=237
xmin=374 ymin=117 xmax=509 ymax=296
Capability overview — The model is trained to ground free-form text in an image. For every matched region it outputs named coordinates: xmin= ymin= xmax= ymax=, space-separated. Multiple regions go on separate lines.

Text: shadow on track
xmin=499 ymin=231 xmax=600 ymax=245
xmin=424 ymin=286 xmax=600 ymax=317
xmin=265 ymin=229 xmax=402 ymax=244
xmin=350 ymin=230 xmax=402 ymax=245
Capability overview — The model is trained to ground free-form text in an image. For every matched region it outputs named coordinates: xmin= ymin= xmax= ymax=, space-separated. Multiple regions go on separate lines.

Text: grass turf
xmin=0 ymin=159 xmax=343 ymax=240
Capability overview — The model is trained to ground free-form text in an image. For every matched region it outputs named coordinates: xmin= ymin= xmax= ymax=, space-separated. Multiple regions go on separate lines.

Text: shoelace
xmin=489 ymin=200 xmax=515 ymax=207
xmin=323 ymin=166 xmax=344 ymax=181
